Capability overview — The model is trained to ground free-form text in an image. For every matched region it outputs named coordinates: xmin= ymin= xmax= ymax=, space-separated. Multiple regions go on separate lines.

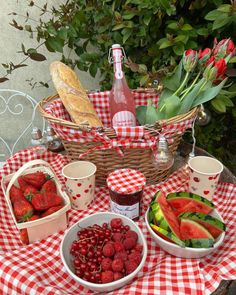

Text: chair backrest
xmin=0 ymin=89 xmax=46 ymax=166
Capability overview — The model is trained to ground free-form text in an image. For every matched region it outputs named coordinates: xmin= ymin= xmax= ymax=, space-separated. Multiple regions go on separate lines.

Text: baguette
xmin=50 ymin=61 xmax=103 ymax=127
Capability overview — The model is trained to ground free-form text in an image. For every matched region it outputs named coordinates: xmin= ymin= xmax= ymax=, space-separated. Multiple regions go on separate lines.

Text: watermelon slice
xmin=150 ymin=223 xmax=185 ymax=247
xmin=151 ymin=191 xmax=181 ymax=239
xmin=166 ymin=192 xmax=214 ymax=216
xmin=179 ymin=212 xmax=226 ymax=238
xmin=185 ymin=238 xmax=214 ymax=248
xmin=180 ymin=219 xmax=214 ymax=240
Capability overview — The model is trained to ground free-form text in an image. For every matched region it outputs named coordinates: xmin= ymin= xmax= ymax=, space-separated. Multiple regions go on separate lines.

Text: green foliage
xmin=2 ymin=0 xmax=236 ymax=172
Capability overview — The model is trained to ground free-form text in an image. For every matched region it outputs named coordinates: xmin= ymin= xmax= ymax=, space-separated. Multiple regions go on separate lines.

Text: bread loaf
xmin=50 ymin=61 xmax=103 ymax=127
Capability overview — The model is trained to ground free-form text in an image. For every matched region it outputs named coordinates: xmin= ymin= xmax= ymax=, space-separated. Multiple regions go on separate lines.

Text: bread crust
xmin=50 ymin=61 xmax=103 ymax=127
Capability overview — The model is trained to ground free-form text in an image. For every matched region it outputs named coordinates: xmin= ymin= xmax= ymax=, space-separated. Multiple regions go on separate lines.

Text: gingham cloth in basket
xmin=44 ymin=91 xmax=195 ymax=157
xmin=0 ymin=149 xmax=235 ymax=295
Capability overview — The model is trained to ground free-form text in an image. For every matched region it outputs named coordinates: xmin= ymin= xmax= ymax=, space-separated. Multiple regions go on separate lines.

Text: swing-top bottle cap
xmin=112 ymin=44 xmax=121 ymax=49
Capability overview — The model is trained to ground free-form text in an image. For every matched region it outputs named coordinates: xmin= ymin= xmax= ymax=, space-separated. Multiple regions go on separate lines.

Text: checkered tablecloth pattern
xmin=0 ymin=149 xmax=235 ymax=295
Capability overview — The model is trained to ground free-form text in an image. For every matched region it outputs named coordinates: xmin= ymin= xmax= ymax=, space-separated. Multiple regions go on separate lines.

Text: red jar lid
xmin=106 ymin=168 xmax=146 ymax=194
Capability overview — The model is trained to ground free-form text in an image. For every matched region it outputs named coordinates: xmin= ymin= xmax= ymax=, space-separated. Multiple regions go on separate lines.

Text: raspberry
xmin=113 ymin=272 xmax=123 ymax=281
xmin=110 ymin=218 xmax=123 ymax=229
xmin=101 ymin=257 xmax=112 ymax=271
xmin=125 ymin=260 xmax=138 ymax=275
xmin=128 ymin=251 xmax=142 ymax=265
xmin=112 ymin=258 xmax=124 ymax=272
xmin=101 ymin=270 xmax=114 ymax=283
xmin=134 ymin=243 xmax=143 ymax=253
xmin=114 ymin=250 xmax=128 ymax=261
xmin=114 ymin=241 xmax=124 ymax=252
xmin=112 ymin=232 xmax=123 ymax=242
xmin=125 ymin=230 xmax=138 ymax=242
xmin=123 ymin=237 xmax=136 ymax=250
xmin=102 ymin=243 xmax=115 ymax=257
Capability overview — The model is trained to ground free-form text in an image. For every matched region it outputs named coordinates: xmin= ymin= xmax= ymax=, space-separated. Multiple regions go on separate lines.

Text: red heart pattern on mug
xmin=77 ymin=183 xmax=82 ymax=187
xmin=203 ymin=190 xmax=209 ymax=195
xmin=84 ymin=189 xmax=89 ymax=193
xmin=193 ymin=177 xmax=200 ymax=182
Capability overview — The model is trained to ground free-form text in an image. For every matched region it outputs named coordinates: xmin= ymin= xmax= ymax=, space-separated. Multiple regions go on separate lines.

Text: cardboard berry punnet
xmin=1 ymin=159 xmax=71 ymax=244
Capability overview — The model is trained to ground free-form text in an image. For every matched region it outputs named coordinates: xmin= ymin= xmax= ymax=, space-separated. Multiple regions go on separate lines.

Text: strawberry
xmin=41 ymin=179 xmax=57 ymax=193
xmin=13 ymin=199 xmax=34 ymax=222
xmin=41 ymin=205 xmax=64 ymax=217
xmin=9 ymin=185 xmax=25 ymax=203
xmin=24 ymin=185 xmax=38 ymax=202
xmin=19 ymin=215 xmax=40 ymax=245
xmin=20 ymin=229 xmax=29 ymax=245
xmin=31 ymin=192 xmax=62 ymax=211
xmin=22 ymin=172 xmax=50 ymax=190
xmin=18 ymin=176 xmax=29 ymax=191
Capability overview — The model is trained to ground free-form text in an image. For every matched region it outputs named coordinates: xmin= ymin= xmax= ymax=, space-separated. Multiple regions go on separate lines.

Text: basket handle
xmin=5 ymin=159 xmax=56 ymax=197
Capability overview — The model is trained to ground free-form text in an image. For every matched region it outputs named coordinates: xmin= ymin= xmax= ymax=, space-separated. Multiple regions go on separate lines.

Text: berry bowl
xmin=60 ymin=212 xmax=147 ymax=292
xmin=145 ymin=193 xmax=226 ymax=258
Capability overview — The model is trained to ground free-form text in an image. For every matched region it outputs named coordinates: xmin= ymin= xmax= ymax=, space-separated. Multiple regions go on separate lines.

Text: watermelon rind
xmin=185 ymin=238 xmax=214 ymax=248
xmin=150 ymin=202 xmax=171 ymax=232
xmin=166 ymin=191 xmax=214 ymax=215
xmin=148 ymin=208 xmax=154 ymax=223
xmin=150 ymin=223 xmax=185 ymax=247
xmin=179 ymin=212 xmax=226 ymax=238
xmin=180 ymin=219 xmax=214 ymax=240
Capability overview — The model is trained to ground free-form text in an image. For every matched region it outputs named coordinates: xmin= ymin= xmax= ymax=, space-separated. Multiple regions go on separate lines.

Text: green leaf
xmin=174 ymin=35 xmax=187 ymax=43
xmin=112 ymin=23 xmax=126 ymax=31
xmin=192 ymin=79 xmax=227 ymax=107
xmin=217 ymin=4 xmax=231 ymax=13
xmin=216 ymin=95 xmax=234 ymax=107
xmin=197 ymin=28 xmax=209 ymax=36
xmin=123 ymin=13 xmax=136 ymax=20
xmin=45 ymin=37 xmax=64 ymax=53
xmin=139 ymin=74 xmax=149 ymax=86
xmin=162 ymin=61 xmax=183 ymax=92
xmin=173 ymin=44 xmax=185 ymax=56
xmin=143 ymin=15 xmax=152 ymax=26
xmin=211 ymin=97 xmax=226 ymax=112
xmin=122 ymin=29 xmax=132 ymax=43
xmin=205 ymin=10 xmax=222 ymax=21
xmin=159 ymin=40 xmax=172 ymax=49
xmin=167 ymin=22 xmax=178 ymax=30
xmin=164 ymin=95 xmax=181 ymax=119
xmin=229 ymin=56 xmax=236 ymax=63
xmin=181 ymin=24 xmax=193 ymax=31
xmin=212 ymin=15 xmax=231 ymax=30
xmin=89 ymin=63 xmax=97 ymax=78
xmin=145 ymin=99 xmax=159 ymax=124
xmin=136 ymin=105 xmax=147 ymax=125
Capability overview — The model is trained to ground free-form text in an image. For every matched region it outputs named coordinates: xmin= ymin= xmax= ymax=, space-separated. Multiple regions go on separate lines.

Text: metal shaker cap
xmin=31 ymin=127 xmax=43 ymax=140
xmin=46 ymin=126 xmax=56 ymax=136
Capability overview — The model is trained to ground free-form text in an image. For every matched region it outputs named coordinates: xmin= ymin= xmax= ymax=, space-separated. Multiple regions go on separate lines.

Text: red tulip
xmin=199 ymin=48 xmax=211 ymax=61
xmin=213 ymin=38 xmax=235 ymax=59
xmin=205 ymin=56 xmax=215 ymax=66
xmin=214 ymin=59 xmax=227 ymax=79
xmin=183 ymin=49 xmax=198 ymax=72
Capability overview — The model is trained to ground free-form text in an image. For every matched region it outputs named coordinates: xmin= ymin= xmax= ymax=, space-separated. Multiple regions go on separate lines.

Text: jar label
xmin=112 ymin=111 xmax=136 ymax=127
xmin=110 ymin=200 xmax=139 ymax=220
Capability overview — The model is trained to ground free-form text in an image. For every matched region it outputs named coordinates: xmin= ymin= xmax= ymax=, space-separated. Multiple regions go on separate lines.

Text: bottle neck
xmin=112 ymin=47 xmax=124 ymax=80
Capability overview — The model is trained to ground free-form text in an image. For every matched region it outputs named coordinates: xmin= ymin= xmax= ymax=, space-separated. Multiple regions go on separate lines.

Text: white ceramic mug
xmin=188 ymin=156 xmax=223 ymax=201
xmin=62 ymin=161 xmax=97 ymax=210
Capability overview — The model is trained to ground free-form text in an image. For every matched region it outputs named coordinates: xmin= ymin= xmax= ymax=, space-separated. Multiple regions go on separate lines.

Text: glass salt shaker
xmin=46 ymin=125 xmax=64 ymax=152
xmin=31 ymin=127 xmax=47 ymax=156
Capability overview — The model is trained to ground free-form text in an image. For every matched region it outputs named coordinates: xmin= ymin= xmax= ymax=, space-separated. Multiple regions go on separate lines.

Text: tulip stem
xmin=180 ymin=72 xmax=201 ymax=101
xmin=174 ymin=72 xmax=190 ymax=96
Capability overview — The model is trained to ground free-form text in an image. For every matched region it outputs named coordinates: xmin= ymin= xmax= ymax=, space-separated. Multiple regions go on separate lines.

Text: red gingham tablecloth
xmin=0 ymin=149 xmax=235 ymax=295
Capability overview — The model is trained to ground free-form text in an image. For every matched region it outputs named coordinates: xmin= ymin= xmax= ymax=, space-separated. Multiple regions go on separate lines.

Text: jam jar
xmin=106 ymin=168 xmax=146 ymax=221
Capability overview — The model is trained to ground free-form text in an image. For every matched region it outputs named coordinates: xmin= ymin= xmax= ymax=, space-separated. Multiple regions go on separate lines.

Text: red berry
xmin=102 ymin=243 xmax=115 ymax=257
xmin=123 ymin=237 xmax=136 ymax=250
xmin=101 ymin=271 xmax=114 ymax=283
xmin=110 ymin=218 xmax=123 ymax=229
xmin=114 ymin=272 xmax=123 ymax=281
xmin=125 ymin=260 xmax=138 ymax=275
xmin=114 ymin=241 xmax=124 ymax=252
xmin=112 ymin=258 xmax=124 ymax=272
xmin=112 ymin=232 xmax=123 ymax=242
xmin=101 ymin=257 xmax=112 ymax=271
xmin=128 ymin=251 xmax=142 ymax=265
xmin=125 ymin=230 xmax=138 ymax=242
xmin=114 ymin=251 xmax=128 ymax=261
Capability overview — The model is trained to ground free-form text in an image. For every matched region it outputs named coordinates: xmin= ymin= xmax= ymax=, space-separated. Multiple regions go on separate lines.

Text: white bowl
xmin=60 ymin=212 xmax=147 ymax=292
xmin=145 ymin=208 xmax=225 ymax=259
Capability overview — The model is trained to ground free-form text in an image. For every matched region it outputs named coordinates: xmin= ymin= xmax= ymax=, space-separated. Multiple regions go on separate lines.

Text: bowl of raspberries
xmin=60 ymin=212 xmax=147 ymax=292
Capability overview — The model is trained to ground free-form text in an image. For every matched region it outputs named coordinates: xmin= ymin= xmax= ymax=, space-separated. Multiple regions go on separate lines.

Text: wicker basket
xmin=38 ymin=91 xmax=199 ymax=186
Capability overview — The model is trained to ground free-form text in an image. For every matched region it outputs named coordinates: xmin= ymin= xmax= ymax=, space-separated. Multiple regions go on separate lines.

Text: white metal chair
xmin=0 ymin=89 xmax=46 ymax=168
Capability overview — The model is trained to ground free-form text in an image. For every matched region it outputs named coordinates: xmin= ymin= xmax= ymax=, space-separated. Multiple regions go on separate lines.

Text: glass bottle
xmin=109 ymin=44 xmax=136 ymax=127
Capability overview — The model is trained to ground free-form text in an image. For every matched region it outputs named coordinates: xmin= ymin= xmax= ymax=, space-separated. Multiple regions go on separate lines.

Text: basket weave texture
xmin=38 ymin=90 xmax=199 ymax=186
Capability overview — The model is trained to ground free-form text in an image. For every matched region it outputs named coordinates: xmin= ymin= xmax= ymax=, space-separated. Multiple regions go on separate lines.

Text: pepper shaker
xmin=46 ymin=125 xmax=64 ymax=152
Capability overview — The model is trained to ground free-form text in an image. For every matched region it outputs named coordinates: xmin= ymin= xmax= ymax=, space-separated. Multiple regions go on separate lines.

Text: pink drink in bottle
xmin=109 ymin=44 xmax=136 ymax=127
